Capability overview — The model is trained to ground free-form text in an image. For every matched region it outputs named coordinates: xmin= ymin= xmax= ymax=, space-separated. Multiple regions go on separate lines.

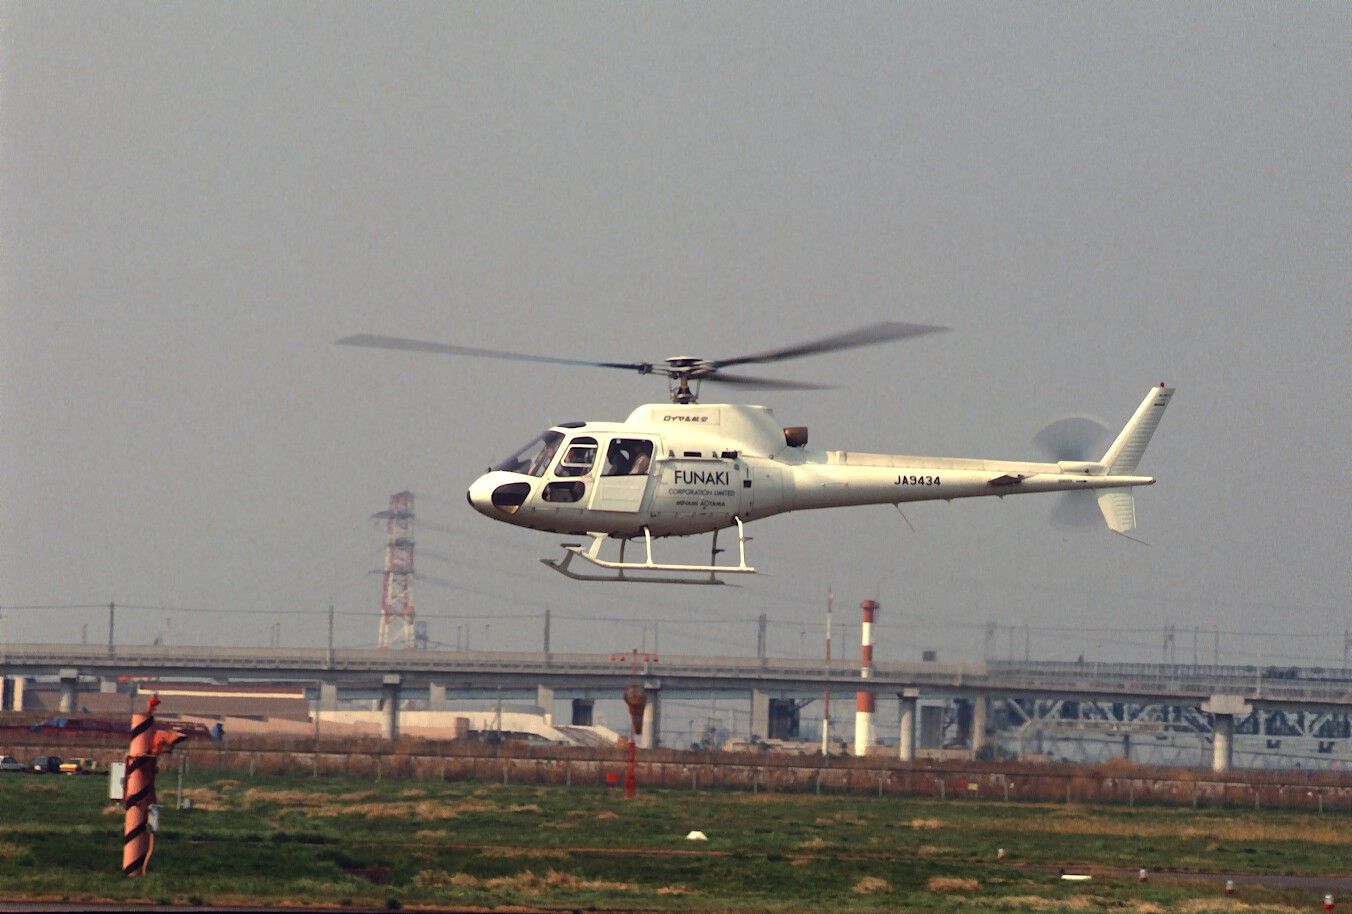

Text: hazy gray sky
xmin=3 ymin=4 xmax=1348 ymax=665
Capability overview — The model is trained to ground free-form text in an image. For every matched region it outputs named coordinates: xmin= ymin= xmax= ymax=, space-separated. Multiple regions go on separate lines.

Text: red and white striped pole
xmin=122 ymin=695 xmax=159 ymax=877
xmin=120 ymin=694 xmax=190 ymax=878
xmin=855 ymin=600 xmax=879 ymax=756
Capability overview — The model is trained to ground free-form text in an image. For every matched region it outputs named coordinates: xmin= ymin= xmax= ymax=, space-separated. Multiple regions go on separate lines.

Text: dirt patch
xmin=491 ymin=847 xmax=568 ymax=860
xmin=656 ymin=885 xmax=696 ymax=896
xmin=1175 ymin=900 xmax=1302 ymax=913
xmin=337 ymin=789 xmax=379 ymax=802
xmin=927 ymin=876 xmax=979 ymax=893
xmin=852 ymin=876 xmax=891 ymax=894
xmin=247 ymin=792 xmax=502 ymax=822
xmin=242 ymin=788 xmax=327 ymax=806
xmin=909 ymin=817 xmax=943 ymax=829
xmin=0 ymin=841 xmax=32 ymax=865
xmin=989 ymin=896 xmax=1058 ymax=911
xmin=179 ymin=787 xmax=227 ymax=810
xmin=416 ymin=868 xmax=636 ymax=895
xmin=1018 ymin=815 xmax=1348 ymax=847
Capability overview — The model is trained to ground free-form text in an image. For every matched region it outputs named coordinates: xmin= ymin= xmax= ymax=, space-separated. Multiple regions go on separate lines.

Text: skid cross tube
xmin=541 ymin=518 xmax=756 ymax=584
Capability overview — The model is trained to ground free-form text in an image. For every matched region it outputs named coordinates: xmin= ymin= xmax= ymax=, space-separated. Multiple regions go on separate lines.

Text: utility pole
xmin=326 ymin=603 xmax=335 ymax=668
xmin=107 ymin=602 xmax=116 ymax=658
xmin=756 ymin=614 xmax=767 ymax=660
xmin=822 ymin=589 xmax=833 ymax=756
xmin=543 ymin=609 xmax=551 ymax=657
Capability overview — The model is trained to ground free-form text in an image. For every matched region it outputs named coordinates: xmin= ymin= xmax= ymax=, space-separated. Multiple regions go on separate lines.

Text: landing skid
xmin=541 ymin=518 xmax=756 ymax=585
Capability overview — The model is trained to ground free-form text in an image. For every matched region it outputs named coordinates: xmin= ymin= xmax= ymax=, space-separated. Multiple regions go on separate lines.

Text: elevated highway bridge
xmin=5 ymin=643 xmax=1352 ymax=771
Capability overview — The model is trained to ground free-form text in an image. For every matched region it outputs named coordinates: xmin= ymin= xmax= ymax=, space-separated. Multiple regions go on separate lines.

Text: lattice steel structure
xmin=374 ymin=491 xmax=416 ymax=650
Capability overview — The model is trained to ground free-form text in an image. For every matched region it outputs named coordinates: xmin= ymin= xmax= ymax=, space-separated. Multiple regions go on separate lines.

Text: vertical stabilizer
xmin=1101 ymin=385 xmax=1174 ymax=474
xmin=1097 ymin=490 xmax=1139 ymax=537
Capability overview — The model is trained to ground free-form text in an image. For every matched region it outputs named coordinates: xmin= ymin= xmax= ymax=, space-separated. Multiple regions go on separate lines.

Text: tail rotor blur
xmin=1033 ymin=416 xmax=1109 ymax=529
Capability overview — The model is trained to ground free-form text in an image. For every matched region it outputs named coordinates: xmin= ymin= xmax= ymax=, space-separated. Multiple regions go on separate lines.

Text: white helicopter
xmin=339 ymin=324 xmax=1173 ymax=584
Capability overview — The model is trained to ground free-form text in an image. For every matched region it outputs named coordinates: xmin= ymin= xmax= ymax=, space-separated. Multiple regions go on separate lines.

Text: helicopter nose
xmin=467 ymin=473 xmax=530 ymax=517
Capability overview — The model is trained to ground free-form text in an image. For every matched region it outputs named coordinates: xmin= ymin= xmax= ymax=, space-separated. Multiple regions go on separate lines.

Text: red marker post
xmin=612 ymin=650 xmax=656 ymax=800
xmin=120 ymin=695 xmax=190 ymax=877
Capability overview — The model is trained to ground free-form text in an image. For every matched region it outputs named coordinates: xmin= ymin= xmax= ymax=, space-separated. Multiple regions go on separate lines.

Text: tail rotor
xmin=1033 ymin=415 xmax=1109 ymax=529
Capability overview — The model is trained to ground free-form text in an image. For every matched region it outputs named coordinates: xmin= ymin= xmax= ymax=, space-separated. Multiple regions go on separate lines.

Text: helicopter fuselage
xmin=466 ymin=401 xmax=1154 ymax=538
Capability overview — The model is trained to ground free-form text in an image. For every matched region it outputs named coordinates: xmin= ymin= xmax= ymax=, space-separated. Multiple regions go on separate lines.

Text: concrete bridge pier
xmin=318 ymin=681 xmax=339 ymax=712
xmin=536 ymin=685 xmax=555 ymax=726
xmin=750 ymin=688 xmax=770 ymax=740
xmin=58 ymin=668 xmax=80 ymax=714
xmin=1202 ymin=694 xmax=1252 ymax=773
xmin=428 ymin=682 xmax=448 ymax=711
xmin=639 ymin=683 xmax=662 ymax=750
xmin=898 ymin=689 xmax=919 ymax=762
xmin=970 ymin=694 xmax=990 ymax=758
xmin=380 ymin=674 xmax=401 ymax=741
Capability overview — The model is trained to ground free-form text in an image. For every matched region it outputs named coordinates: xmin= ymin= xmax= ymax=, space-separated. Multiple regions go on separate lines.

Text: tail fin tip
xmin=1101 ymin=384 xmax=1175 ymax=475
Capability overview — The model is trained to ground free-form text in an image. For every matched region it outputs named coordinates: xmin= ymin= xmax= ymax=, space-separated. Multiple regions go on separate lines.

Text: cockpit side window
xmin=492 ymin=431 xmax=564 ymax=477
xmin=554 ymin=437 xmax=598 ymax=477
xmin=603 ymin=438 xmax=655 ymax=477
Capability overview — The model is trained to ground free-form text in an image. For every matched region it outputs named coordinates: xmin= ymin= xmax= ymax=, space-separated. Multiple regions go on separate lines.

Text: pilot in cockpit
xmin=604 ymin=439 xmax=652 ymax=476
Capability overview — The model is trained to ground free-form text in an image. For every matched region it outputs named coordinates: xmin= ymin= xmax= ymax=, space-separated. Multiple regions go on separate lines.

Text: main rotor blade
xmin=336 ymin=334 xmax=651 ymax=374
xmin=701 ymin=372 xmax=834 ymax=391
xmin=711 ymin=321 xmax=947 ymax=369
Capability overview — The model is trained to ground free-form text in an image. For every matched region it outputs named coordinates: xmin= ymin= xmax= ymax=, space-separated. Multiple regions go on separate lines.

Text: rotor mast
xmin=664 ymin=357 xmax=704 ymax=404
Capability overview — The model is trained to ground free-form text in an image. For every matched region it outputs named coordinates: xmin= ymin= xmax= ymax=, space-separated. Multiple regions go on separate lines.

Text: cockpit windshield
xmin=492 ymin=431 xmax=564 ymax=477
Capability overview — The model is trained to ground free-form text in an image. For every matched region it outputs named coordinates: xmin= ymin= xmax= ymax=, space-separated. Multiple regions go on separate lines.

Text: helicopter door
xmin=589 ymin=437 xmax=656 ymax=512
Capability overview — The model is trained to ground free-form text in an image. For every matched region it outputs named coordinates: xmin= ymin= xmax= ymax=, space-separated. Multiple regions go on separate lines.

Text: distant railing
xmin=5 ymin=644 xmax=1352 ymax=707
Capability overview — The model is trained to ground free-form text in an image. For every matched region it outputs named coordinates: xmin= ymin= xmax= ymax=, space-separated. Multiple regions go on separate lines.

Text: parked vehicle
xmin=59 ymin=757 xmax=105 ymax=775
xmin=28 ymin=755 xmax=61 ymax=774
xmin=0 ymin=755 xmax=26 ymax=773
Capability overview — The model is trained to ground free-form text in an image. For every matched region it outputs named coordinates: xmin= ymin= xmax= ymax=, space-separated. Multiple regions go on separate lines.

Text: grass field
xmin=2 ymin=772 xmax=1349 ymax=912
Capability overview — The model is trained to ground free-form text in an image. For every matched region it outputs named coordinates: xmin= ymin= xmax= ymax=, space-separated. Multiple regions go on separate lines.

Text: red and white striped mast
xmin=374 ymin=491 xmax=416 ymax=650
xmin=855 ymin=599 xmax=879 ymax=756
